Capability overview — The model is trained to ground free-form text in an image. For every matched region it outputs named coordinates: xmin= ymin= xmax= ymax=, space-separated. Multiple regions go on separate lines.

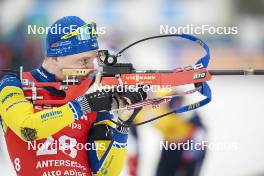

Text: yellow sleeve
xmin=0 ymin=86 xmax=75 ymax=141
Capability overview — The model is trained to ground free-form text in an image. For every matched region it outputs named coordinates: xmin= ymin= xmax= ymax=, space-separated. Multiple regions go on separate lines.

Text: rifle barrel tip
xmin=245 ymin=68 xmax=254 ymax=75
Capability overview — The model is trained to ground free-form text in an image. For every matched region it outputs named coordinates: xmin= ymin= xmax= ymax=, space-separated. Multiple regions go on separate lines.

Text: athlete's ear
xmin=50 ymin=57 xmax=59 ymax=67
xmin=45 ymin=56 xmax=61 ymax=70
xmin=51 ymin=57 xmax=58 ymax=62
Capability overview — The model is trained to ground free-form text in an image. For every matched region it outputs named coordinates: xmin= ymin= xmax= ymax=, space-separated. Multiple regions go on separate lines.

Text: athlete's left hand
xmin=114 ymin=87 xmax=147 ymax=124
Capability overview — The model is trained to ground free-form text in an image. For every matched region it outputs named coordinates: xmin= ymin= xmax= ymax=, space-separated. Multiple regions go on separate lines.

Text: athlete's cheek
xmin=64 ymin=62 xmax=84 ymax=69
xmin=86 ymin=62 xmax=95 ymax=69
xmin=56 ymin=70 xmax=67 ymax=81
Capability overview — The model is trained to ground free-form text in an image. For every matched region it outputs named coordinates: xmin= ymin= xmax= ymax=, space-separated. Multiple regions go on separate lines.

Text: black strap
xmin=88 ymin=124 xmax=113 ymax=141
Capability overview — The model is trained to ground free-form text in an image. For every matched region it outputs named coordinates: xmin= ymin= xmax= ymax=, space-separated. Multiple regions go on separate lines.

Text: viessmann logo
xmin=125 ymin=75 xmax=156 ymax=82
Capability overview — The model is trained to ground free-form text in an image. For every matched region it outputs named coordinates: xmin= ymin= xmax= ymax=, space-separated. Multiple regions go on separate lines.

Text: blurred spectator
xmin=126 ymin=125 xmax=140 ymax=176
xmin=133 ymin=93 xmax=207 ymax=176
xmin=9 ymin=16 xmax=46 ymax=70
xmin=0 ymin=42 xmax=14 ymax=77
xmin=0 ymin=42 xmax=13 ymax=67
xmin=154 ymin=96 xmax=207 ymax=176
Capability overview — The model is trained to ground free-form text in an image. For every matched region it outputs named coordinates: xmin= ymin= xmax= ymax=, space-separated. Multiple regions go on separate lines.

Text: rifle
xmin=1 ymin=34 xmax=264 ymax=126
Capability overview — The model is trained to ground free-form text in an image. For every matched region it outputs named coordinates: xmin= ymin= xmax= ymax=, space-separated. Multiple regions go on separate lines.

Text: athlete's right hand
xmin=74 ymin=73 xmax=113 ymax=113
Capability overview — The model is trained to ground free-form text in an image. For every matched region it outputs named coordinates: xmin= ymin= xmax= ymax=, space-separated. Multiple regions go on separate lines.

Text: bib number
xmin=36 ymin=135 xmax=77 ymax=158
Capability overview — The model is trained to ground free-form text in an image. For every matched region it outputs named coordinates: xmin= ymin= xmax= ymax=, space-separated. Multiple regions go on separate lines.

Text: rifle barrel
xmin=209 ymin=69 xmax=264 ymax=75
xmin=137 ymin=69 xmax=264 ymax=75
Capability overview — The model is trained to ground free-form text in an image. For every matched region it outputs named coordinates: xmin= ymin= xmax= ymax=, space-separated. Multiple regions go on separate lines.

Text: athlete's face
xmin=54 ymin=50 xmax=99 ymax=80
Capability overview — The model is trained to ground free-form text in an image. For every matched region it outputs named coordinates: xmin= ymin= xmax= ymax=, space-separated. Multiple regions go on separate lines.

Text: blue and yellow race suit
xmin=0 ymin=66 xmax=127 ymax=176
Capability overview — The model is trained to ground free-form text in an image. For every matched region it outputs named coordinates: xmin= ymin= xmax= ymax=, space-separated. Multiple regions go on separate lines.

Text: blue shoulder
xmin=0 ymin=73 xmax=22 ymax=92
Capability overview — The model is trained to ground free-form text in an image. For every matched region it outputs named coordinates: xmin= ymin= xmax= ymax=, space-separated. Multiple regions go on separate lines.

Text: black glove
xmin=114 ymin=87 xmax=147 ymax=125
xmin=75 ymin=73 xmax=113 ymax=113
xmin=76 ymin=90 xmax=113 ymax=113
